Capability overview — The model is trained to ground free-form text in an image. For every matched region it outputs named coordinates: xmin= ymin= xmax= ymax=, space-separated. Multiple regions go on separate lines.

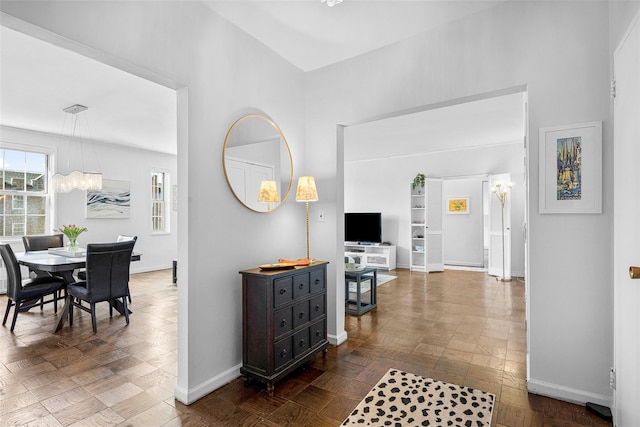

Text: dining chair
xmin=22 ymin=234 xmax=64 ymax=276
xmin=1 ymin=243 xmax=66 ymax=332
xmin=22 ymin=233 xmax=66 ymax=309
xmin=76 ymin=235 xmax=136 ymax=303
xmin=67 ymin=240 xmax=135 ymax=333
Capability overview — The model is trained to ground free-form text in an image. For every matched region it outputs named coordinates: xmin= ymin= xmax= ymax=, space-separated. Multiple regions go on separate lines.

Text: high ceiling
xmin=202 ymin=0 xmax=505 ymax=72
xmin=0 ymin=1 xmax=522 ymax=159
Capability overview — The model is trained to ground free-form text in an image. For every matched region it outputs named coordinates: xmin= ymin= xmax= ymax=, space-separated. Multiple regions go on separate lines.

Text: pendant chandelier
xmin=52 ymin=104 xmax=102 ymax=193
xmin=321 ymin=0 xmax=343 ymax=7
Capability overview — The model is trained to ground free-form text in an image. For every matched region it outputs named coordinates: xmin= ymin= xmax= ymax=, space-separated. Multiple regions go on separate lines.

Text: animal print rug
xmin=341 ymin=368 xmax=495 ymax=427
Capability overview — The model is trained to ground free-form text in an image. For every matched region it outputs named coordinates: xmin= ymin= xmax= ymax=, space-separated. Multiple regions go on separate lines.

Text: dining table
xmin=15 ymin=249 xmax=141 ymax=332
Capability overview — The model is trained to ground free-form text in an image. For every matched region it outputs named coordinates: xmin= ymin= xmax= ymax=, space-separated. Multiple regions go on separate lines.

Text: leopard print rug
xmin=342 ymin=368 xmax=495 ymax=427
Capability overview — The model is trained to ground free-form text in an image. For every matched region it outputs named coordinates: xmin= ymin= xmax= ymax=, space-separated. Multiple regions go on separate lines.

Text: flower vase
xmin=68 ymin=237 xmax=77 ymax=252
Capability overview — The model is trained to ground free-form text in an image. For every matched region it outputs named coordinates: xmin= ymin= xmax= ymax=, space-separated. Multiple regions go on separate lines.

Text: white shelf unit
xmin=411 ymin=186 xmax=427 ymax=271
xmin=344 ymin=244 xmax=396 ymax=271
xmin=410 ymin=180 xmax=444 ymax=272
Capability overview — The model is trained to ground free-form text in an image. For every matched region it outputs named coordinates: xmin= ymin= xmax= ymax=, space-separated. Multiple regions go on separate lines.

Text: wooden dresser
xmin=240 ymin=261 xmax=329 ymax=394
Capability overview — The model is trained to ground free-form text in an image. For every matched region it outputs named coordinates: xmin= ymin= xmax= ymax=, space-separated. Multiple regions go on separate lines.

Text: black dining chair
xmin=1 ymin=243 xmax=66 ymax=332
xmin=22 ymin=234 xmax=64 ymax=276
xmin=76 ymin=235 xmax=136 ymax=303
xmin=22 ymin=233 xmax=66 ymax=309
xmin=67 ymin=240 xmax=135 ymax=333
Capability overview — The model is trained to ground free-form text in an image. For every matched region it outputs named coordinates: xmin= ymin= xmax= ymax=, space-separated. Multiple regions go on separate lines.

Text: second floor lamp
xmin=492 ymin=182 xmax=512 ymax=282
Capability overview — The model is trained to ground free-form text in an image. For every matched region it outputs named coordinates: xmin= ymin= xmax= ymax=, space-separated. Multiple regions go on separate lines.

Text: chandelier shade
xmin=52 ymin=171 xmax=102 ymax=193
xmin=52 ymin=104 xmax=102 ymax=193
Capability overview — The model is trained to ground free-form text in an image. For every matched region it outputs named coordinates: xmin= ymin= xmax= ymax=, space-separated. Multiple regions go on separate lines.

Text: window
xmin=151 ymin=169 xmax=169 ymax=232
xmin=0 ymin=149 xmax=49 ymax=237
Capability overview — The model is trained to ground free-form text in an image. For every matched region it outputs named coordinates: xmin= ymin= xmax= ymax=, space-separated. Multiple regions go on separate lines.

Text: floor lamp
xmin=492 ymin=182 xmax=512 ymax=282
xmin=296 ymin=176 xmax=319 ymax=260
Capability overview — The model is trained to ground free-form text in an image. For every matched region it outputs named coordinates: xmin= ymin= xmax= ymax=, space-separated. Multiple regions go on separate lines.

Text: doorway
xmin=343 ymin=88 xmax=526 ymax=277
xmin=441 ymin=175 xmax=487 ymax=272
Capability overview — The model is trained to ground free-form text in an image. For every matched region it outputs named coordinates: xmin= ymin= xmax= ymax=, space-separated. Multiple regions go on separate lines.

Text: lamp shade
xmin=295 ymin=176 xmax=319 ymax=202
xmin=258 ymin=180 xmax=279 ymax=203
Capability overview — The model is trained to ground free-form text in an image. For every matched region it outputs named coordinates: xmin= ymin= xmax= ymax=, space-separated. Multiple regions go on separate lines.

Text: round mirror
xmin=222 ymin=114 xmax=293 ymax=212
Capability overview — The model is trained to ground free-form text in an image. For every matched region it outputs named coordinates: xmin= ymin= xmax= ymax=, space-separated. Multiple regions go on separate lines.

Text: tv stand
xmin=344 ymin=244 xmax=396 ymax=270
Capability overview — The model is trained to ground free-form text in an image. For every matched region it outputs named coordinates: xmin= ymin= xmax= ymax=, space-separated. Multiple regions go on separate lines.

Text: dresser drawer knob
xmin=279 ymin=288 xmax=286 ymax=295
xmin=280 ymin=319 xmax=287 ymax=328
xmin=298 ymin=283 xmax=304 ymax=289
xmin=280 ymin=349 xmax=288 ymax=358
xmin=315 ymin=330 xmax=321 ymax=337
xmin=315 ymin=279 xmax=320 ymax=285
xmin=298 ymin=311 xmax=305 ymax=319
xmin=299 ymin=339 xmax=305 ymax=347
xmin=314 ymin=304 xmax=320 ymax=312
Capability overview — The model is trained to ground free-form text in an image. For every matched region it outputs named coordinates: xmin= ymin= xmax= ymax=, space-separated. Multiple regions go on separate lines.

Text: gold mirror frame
xmin=222 ymin=114 xmax=293 ymax=212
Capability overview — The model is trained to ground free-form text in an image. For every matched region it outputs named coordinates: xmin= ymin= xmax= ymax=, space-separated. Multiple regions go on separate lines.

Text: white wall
xmin=0 ymin=1 xmax=307 ymax=405
xmin=308 ymin=1 xmax=612 ymax=406
xmin=1 ymin=125 xmax=177 ymax=274
xmin=344 ymin=143 xmax=524 ymax=275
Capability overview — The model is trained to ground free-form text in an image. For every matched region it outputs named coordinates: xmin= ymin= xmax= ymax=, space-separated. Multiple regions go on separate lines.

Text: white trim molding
xmin=174 ymin=363 xmax=241 ymax=405
xmin=328 ymin=330 xmax=348 ymax=346
xmin=528 ymin=379 xmax=612 ymax=408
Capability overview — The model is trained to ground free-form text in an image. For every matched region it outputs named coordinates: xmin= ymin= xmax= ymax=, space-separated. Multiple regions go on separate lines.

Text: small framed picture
xmin=539 ymin=121 xmax=602 ymax=214
xmin=447 ymin=197 xmax=470 ymax=214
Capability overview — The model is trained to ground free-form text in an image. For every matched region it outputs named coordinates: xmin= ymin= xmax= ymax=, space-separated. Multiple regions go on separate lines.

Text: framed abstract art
xmin=447 ymin=197 xmax=470 ymax=214
xmin=86 ymin=179 xmax=131 ymax=219
xmin=539 ymin=121 xmax=602 ymax=214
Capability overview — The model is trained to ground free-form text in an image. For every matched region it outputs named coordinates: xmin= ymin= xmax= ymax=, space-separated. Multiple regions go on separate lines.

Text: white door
xmin=226 ymin=158 xmax=248 ymax=202
xmin=488 ymin=173 xmax=511 ymax=279
xmin=613 ymin=11 xmax=640 ymax=426
xmin=426 ymin=178 xmax=444 ymax=272
xmin=225 ymin=158 xmax=274 ymax=211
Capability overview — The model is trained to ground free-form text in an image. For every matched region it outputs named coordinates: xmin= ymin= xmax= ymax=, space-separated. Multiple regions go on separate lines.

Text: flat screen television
xmin=345 ymin=212 xmax=382 ymax=244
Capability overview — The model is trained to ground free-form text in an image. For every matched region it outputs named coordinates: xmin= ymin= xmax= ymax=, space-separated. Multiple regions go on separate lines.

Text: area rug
xmin=341 ymin=368 xmax=495 ymax=427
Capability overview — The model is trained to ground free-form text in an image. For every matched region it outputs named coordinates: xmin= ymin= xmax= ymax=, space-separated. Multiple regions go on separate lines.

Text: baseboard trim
xmin=130 ymin=264 xmax=173 ymax=275
xmin=174 ymin=363 xmax=242 ymax=405
xmin=329 ymin=330 xmax=348 ymax=346
xmin=527 ymin=378 xmax=612 ymax=407
xmin=444 ymin=261 xmax=484 ymax=268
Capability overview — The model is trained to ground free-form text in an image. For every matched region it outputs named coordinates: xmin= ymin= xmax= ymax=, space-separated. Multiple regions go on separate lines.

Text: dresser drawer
xmin=274 ymin=337 xmax=293 ymax=371
xmin=310 ymin=320 xmax=326 ymax=349
xmin=293 ymin=300 xmax=310 ymax=329
xmin=292 ymin=272 xmax=310 ymax=299
xmin=273 ymin=307 xmax=293 ymax=340
xmin=293 ymin=328 xmax=310 ymax=358
xmin=310 ymin=268 xmax=325 ymax=294
xmin=309 ymin=294 xmax=325 ymax=322
xmin=274 ymin=276 xmax=293 ymax=307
